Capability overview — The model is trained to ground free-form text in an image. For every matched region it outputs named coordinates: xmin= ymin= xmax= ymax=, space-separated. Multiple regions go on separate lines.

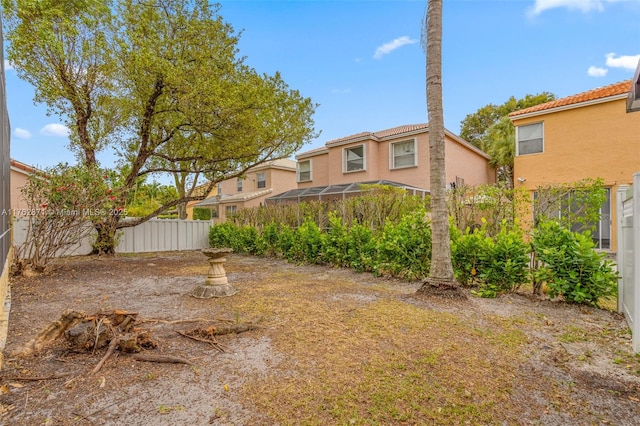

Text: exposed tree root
xmin=417 ymin=278 xmax=467 ymax=299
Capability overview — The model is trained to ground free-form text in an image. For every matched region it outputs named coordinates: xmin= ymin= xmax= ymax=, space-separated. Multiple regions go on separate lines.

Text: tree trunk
xmin=177 ymin=202 xmax=187 ymax=220
xmin=418 ymin=0 xmax=459 ymax=293
xmin=92 ymin=217 xmax=119 ymax=255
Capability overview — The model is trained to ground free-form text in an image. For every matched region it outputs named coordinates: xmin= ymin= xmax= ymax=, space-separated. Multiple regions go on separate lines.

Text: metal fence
xmin=617 ymin=172 xmax=640 ymax=352
xmin=13 ymin=218 xmax=212 ymax=256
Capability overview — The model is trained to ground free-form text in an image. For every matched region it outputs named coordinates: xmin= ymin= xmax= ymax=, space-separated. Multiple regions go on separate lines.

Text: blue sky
xmin=5 ymin=0 xmax=640 ymax=172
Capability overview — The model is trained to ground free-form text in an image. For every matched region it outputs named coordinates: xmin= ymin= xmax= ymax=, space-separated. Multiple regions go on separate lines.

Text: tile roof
xmin=325 ymin=123 xmax=429 ymax=146
xmin=509 ymin=80 xmax=631 ymax=117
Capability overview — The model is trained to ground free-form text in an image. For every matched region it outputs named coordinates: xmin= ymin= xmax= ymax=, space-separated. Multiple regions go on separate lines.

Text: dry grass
xmin=212 ymin=264 xmax=530 ymax=425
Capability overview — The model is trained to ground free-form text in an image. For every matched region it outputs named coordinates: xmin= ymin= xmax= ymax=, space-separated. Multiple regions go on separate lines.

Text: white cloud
xmin=605 ymin=52 xmax=640 ymax=70
xmin=587 ymin=66 xmax=608 ymax=77
xmin=373 ymin=36 xmax=418 ymax=60
xmin=528 ymin=0 xmax=639 ymax=16
xmin=13 ymin=128 xmax=32 ymax=139
xmin=3 ymin=60 xmax=14 ymax=71
xmin=40 ymin=123 xmax=70 ymax=137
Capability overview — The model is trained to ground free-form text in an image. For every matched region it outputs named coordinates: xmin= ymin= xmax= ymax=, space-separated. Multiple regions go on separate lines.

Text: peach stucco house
xmin=509 ymin=79 xmax=640 ymax=251
xmin=270 ymin=124 xmax=495 ymax=202
xmin=190 ymin=159 xmax=297 ymax=221
xmin=10 ymin=159 xmax=39 ymax=212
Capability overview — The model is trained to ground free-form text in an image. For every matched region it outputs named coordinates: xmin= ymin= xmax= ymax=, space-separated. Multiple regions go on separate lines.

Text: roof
xmin=10 ymin=159 xmax=39 ymax=176
xmin=325 ymin=123 xmax=430 ymax=147
xmin=509 ymin=80 xmax=631 ymax=118
xmin=266 ymin=180 xmax=429 ymax=203
xmin=195 ymin=188 xmax=273 ymax=206
xmin=296 ymin=123 xmax=489 ymax=160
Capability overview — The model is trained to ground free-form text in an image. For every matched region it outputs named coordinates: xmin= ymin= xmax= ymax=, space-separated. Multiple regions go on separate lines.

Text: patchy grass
xmin=214 ymin=266 xmax=529 ymax=425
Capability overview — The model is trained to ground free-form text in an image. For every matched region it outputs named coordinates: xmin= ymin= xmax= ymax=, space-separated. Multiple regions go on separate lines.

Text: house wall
xmin=297 ymin=131 xmax=495 ymax=189
xmin=10 ymin=168 xmax=29 ymax=211
xmin=513 ymin=97 xmax=640 ymax=249
xmin=298 ymin=153 xmax=330 ymax=188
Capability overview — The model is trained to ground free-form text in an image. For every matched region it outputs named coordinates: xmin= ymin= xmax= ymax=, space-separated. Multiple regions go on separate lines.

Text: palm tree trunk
xmin=418 ymin=0 xmax=459 ymax=293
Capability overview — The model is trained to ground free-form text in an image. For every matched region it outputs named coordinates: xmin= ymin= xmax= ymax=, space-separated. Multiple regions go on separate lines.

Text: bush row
xmin=209 ymin=214 xmax=618 ymax=306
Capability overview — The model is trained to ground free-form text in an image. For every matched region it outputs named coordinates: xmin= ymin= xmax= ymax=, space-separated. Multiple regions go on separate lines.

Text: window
xmin=257 ymin=172 xmax=266 ymax=189
xmin=217 ymin=183 xmax=223 ymax=195
xmin=225 ymin=205 xmax=237 ymax=216
xmin=533 ymin=187 xmax=611 ymax=249
xmin=517 ymin=122 xmax=543 ymax=155
xmin=297 ymin=160 xmax=311 ymax=182
xmin=391 ymin=139 xmax=416 ymax=169
xmin=237 ymin=178 xmax=243 ymax=192
xmin=344 ymin=145 xmax=365 ymax=172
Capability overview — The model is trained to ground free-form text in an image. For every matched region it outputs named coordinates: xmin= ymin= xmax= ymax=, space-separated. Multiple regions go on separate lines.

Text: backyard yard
xmin=0 ymin=251 xmax=639 ymax=425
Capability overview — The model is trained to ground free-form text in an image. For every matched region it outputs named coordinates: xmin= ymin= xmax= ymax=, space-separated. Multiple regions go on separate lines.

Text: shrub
xmin=475 ymin=223 xmax=530 ymax=297
xmin=209 ymin=222 xmax=240 ymax=251
xmin=450 ymin=222 xmax=488 ymax=287
xmin=375 ymin=210 xmax=431 ymax=280
xmin=347 ymin=222 xmax=377 ymax=273
xmin=532 ymin=221 xmax=618 ymax=306
xmin=322 ymin=213 xmax=350 ymax=267
xmin=289 ymin=220 xmax=324 ymax=264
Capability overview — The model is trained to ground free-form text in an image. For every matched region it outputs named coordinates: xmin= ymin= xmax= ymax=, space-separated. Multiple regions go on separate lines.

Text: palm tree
xmin=483 ymin=116 xmax=516 ymax=188
xmin=418 ymin=0 xmax=460 ymax=293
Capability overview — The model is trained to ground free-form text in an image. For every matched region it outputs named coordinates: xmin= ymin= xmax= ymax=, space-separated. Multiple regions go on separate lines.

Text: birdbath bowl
xmin=190 ymin=248 xmax=237 ymax=298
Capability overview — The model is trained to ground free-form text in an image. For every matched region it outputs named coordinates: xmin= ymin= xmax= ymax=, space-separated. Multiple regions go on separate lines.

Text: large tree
xmin=417 ymin=0 xmax=458 ymax=293
xmin=2 ymin=0 xmax=317 ymax=253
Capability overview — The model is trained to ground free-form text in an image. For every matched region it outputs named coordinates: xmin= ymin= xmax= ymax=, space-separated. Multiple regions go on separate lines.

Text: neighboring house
xmin=10 ymin=159 xmax=39 ymax=213
xmin=509 ymin=79 xmax=640 ymax=251
xmin=268 ymin=123 xmax=495 ymax=203
xmin=192 ymin=159 xmax=298 ymax=221
xmin=628 ymin=59 xmax=640 ymax=113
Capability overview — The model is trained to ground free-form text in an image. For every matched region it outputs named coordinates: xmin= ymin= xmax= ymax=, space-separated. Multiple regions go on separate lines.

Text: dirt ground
xmin=1 ymin=251 xmax=639 ymax=425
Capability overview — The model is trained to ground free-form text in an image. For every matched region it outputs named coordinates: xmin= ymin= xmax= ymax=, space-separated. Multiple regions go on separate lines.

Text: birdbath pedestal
xmin=190 ymin=248 xmax=237 ymax=298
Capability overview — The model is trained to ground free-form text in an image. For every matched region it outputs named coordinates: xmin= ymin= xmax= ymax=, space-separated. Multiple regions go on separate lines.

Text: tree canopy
xmin=2 ymin=0 xmax=317 ymax=252
xmin=459 ymin=92 xmax=555 ymax=187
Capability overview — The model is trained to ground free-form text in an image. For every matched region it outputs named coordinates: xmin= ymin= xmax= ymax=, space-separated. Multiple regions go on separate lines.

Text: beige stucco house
xmin=509 ymin=79 xmax=640 ymax=251
xmin=268 ymin=124 xmax=495 ymax=203
xmin=190 ymin=159 xmax=298 ymax=221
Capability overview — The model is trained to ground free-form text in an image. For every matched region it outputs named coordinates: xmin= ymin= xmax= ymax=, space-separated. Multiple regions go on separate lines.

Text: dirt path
xmin=0 ymin=251 xmax=639 ymax=425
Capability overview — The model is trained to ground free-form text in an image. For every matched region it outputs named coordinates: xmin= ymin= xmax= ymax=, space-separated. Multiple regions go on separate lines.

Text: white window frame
xmin=237 ymin=178 xmax=243 ymax=192
xmin=257 ymin=172 xmax=266 ymax=189
xmin=343 ymin=144 xmax=366 ymax=173
xmin=297 ymin=160 xmax=312 ymax=182
xmin=516 ymin=122 xmax=544 ymax=156
xmin=389 ymin=138 xmax=417 ymax=169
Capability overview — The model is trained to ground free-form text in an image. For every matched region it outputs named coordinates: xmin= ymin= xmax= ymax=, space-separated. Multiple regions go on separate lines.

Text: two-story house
xmin=190 ymin=159 xmax=298 ymax=221
xmin=509 ymin=79 xmax=640 ymax=251
xmin=267 ymin=124 xmax=495 ymax=203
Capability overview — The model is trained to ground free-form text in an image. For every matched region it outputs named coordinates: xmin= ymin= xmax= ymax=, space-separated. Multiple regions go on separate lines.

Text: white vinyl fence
xmin=13 ymin=218 xmax=212 ymax=256
xmin=617 ymin=173 xmax=640 ymax=352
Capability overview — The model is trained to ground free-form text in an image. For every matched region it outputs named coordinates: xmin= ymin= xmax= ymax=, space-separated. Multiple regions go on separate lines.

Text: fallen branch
xmin=0 ymin=372 xmax=72 ymax=381
xmin=90 ymin=338 xmax=119 ymax=375
xmin=176 ymin=330 xmax=226 ymax=352
xmin=131 ymin=353 xmax=194 ymax=365
xmin=212 ymin=323 xmax=260 ymax=335
xmin=139 ymin=317 xmax=235 ymax=325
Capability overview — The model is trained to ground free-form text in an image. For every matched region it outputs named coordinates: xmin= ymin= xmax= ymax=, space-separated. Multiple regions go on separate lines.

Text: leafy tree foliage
xmin=2 ymin=0 xmax=317 ymax=253
xmin=459 ymin=93 xmax=555 ymax=186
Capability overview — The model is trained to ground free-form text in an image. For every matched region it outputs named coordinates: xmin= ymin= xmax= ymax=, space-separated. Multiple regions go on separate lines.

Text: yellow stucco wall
xmin=513 ymin=97 xmax=640 ymax=249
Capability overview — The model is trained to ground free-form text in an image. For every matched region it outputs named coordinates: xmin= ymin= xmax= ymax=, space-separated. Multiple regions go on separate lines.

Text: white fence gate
xmin=617 ymin=173 xmax=640 ymax=352
xmin=13 ymin=218 xmax=211 ymax=256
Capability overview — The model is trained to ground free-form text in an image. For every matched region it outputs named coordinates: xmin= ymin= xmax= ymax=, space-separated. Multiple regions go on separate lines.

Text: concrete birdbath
xmin=190 ymin=248 xmax=237 ymax=298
